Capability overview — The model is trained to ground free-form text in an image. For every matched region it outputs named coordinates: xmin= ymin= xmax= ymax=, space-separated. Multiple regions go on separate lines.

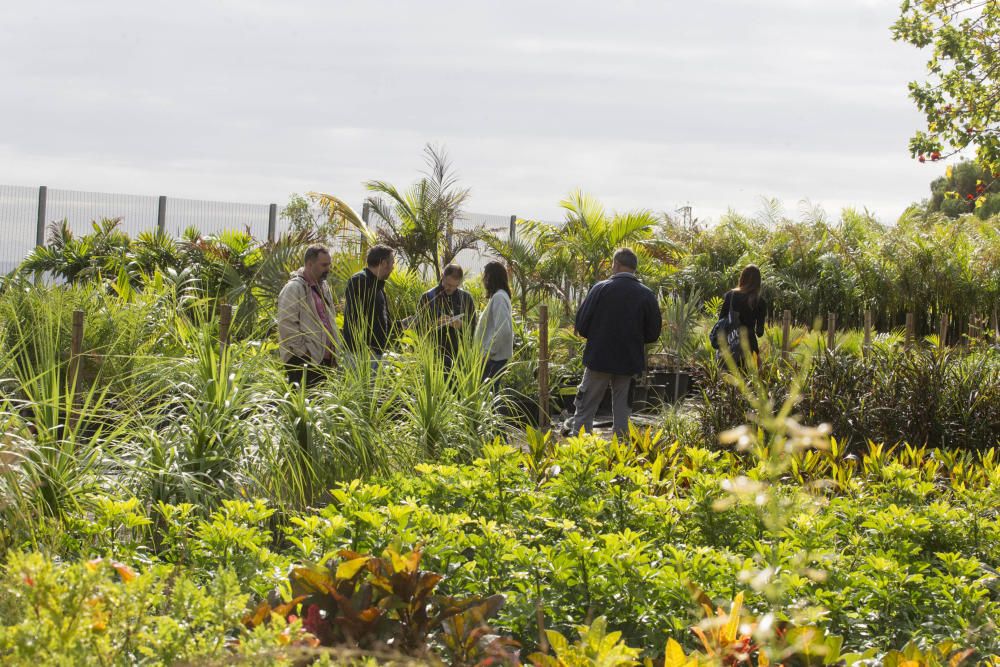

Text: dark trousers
xmin=483 ymin=358 xmax=508 ymax=388
xmin=285 ymin=356 xmax=333 ymax=389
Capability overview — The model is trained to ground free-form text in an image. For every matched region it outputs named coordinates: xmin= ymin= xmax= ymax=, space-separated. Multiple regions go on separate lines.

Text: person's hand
xmin=438 ymin=314 xmax=450 ymax=326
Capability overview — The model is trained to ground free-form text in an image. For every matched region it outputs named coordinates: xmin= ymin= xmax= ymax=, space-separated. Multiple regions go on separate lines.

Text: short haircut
xmin=366 ymin=244 xmax=393 ymax=267
xmin=442 ymin=264 xmax=464 ymax=280
xmin=613 ymin=248 xmax=638 ymax=270
xmin=304 ymin=244 xmax=330 ymax=264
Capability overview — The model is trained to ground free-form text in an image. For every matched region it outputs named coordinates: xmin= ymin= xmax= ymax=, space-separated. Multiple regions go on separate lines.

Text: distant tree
xmin=892 ymin=0 xmax=999 ymax=193
xmin=280 ymin=193 xmax=317 ymax=236
xmin=927 ymin=160 xmax=1000 ymax=218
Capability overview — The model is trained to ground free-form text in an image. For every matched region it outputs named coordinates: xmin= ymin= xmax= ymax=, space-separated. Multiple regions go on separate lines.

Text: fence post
xmin=905 ymin=312 xmax=915 ymax=347
xmin=863 ymin=310 xmax=872 ymax=354
xmin=156 ymin=195 xmax=167 ymax=234
xmin=827 ymin=312 xmax=836 ymax=350
xmin=219 ymin=303 xmax=233 ymax=358
xmin=938 ymin=315 xmax=948 ymax=346
xmin=36 ymin=185 xmax=48 ymax=247
xmin=781 ymin=310 xmax=791 ymax=360
xmin=267 ymin=203 xmax=277 ymax=243
xmin=538 ymin=304 xmax=549 ymax=430
xmin=68 ymin=309 xmax=85 ymax=430
xmin=509 ymin=214 xmax=517 ymax=244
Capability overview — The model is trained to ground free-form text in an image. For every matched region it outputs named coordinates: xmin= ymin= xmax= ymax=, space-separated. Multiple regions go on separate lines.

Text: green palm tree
xmin=20 ymin=218 xmax=132 ymax=283
xmin=544 ymin=190 xmax=659 ymax=312
xmin=481 ymin=220 xmax=551 ymax=321
xmin=364 ymin=144 xmax=480 ymax=281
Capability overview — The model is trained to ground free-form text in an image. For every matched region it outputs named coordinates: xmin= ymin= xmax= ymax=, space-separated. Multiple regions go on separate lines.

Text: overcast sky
xmin=0 ymin=0 xmax=947 ymax=224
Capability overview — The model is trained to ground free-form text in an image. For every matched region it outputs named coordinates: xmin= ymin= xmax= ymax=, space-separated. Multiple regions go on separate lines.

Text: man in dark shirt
xmin=343 ymin=244 xmax=395 ymax=366
xmin=566 ymin=248 xmax=662 ymax=439
xmin=417 ymin=264 xmax=477 ymax=370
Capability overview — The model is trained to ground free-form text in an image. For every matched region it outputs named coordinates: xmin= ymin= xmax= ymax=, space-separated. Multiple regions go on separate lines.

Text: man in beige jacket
xmin=277 ymin=245 xmax=342 ymax=387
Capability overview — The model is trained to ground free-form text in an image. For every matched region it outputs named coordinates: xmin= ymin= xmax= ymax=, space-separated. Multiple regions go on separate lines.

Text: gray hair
xmin=304 ymin=244 xmax=330 ymax=264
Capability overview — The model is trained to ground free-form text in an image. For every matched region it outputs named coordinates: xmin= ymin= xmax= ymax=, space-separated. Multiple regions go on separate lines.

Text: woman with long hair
xmin=719 ymin=264 xmax=767 ymax=368
xmin=476 ymin=261 xmax=514 ymax=384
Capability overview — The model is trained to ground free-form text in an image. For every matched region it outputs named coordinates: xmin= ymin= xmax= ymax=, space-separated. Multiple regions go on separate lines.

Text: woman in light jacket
xmin=476 ymin=261 xmax=514 ymax=384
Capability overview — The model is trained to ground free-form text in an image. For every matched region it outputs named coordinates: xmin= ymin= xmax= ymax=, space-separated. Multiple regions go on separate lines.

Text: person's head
xmin=441 ymin=264 xmax=464 ymax=295
xmin=736 ymin=264 xmax=762 ymax=305
xmin=482 ymin=261 xmax=510 ymax=297
xmin=303 ymin=244 xmax=331 ymax=283
xmin=611 ymin=248 xmax=638 ymax=274
xmin=366 ymin=244 xmax=395 ymax=280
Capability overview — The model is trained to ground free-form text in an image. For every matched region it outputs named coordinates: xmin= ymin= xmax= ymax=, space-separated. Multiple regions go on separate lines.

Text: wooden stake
xmin=535 ymin=596 xmax=549 ymax=655
xmin=905 ymin=312 xmax=914 ymax=347
xmin=863 ymin=310 xmax=872 ymax=353
xmin=938 ymin=315 xmax=948 ymax=347
xmin=968 ymin=314 xmax=979 ymax=344
xmin=827 ymin=312 xmax=836 ymax=350
xmin=538 ymin=304 xmax=549 ymax=430
xmin=219 ymin=303 xmax=233 ymax=358
xmin=68 ymin=309 xmax=84 ymax=431
xmin=781 ymin=310 xmax=791 ymax=360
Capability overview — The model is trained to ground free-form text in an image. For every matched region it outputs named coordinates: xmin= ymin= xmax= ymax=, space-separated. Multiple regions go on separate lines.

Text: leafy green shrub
xmin=0 ymin=552 xmax=311 ymax=666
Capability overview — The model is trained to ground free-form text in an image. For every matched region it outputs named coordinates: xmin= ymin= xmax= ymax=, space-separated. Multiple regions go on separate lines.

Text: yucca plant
xmin=124 ymin=317 xmax=268 ymax=508
xmin=392 ymin=325 xmax=507 ymax=462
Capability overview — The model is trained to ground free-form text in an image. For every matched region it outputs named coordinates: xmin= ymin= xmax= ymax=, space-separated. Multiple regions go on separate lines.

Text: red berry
xmin=918 ymin=155 xmax=926 ymax=163
xmin=966 ymin=194 xmax=974 ymax=200
xmin=931 ymin=151 xmax=941 ymax=160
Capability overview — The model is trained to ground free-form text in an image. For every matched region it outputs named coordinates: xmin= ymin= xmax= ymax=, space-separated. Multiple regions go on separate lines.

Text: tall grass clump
xmin=0 ymin=285 xmax=135 ymax=550
xmin=393 ymin=325 xmax=509 ymax=462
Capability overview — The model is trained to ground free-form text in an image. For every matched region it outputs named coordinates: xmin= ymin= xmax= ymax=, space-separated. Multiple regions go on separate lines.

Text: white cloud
xmin=0 ymin=0 xmax=940 ymax=230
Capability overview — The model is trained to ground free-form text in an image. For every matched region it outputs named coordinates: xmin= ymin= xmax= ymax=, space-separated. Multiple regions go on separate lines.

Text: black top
xmin=575 ymin=273 xmax=662 ymax=376
xmin=418 ymin=285 xmax=477 ymax=358
xmin=343 ymin=268 xmax=391 ymax=354
xmin=719 ymin=289 xmax=767 ymax=353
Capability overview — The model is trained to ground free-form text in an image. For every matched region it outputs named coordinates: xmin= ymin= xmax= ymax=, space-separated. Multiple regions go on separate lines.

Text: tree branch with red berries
xmin=892 ymin=0 xmax=1000 ymax=200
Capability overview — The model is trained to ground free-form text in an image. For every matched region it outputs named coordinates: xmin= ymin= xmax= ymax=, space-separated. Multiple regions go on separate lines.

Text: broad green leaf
xmin=336 ymin=556 xmax=370 ymax=581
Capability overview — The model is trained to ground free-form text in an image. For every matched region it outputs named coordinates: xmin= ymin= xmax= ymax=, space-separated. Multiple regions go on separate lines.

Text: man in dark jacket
xmin=566 ymin=248 xmax=662 ymax=438
xmin=343 ymin=244 xmax=395 ymax=365
xmin=417 ymin=264 xmax=477 ymax=370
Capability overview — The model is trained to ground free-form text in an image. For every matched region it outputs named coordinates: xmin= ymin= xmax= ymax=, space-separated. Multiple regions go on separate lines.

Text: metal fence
xmin=0 ymin=184 xmax=529 ymax=276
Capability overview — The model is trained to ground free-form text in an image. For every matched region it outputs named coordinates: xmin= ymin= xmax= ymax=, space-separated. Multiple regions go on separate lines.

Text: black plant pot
xmin=643 ymin=370 xmax=691 ymax=406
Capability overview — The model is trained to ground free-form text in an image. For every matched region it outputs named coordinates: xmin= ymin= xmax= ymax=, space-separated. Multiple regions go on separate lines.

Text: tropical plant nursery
xmin=1 ymin=157 xmax=999 ymax=665
xmin=3 ymin=0 xmax=1000 ymax=661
